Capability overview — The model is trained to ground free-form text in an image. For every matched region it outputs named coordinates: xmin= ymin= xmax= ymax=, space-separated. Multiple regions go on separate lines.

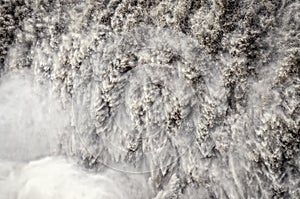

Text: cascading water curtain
xmin=0 ymin=1 xmax=299 ymax=199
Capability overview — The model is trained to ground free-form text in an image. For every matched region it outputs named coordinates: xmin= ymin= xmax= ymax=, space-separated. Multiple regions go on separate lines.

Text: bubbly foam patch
xmin=0 ymin=157 xmax=150 ymax=199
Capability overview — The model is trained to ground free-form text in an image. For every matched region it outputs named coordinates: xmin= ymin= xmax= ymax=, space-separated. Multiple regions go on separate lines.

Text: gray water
xmin=0 ymin=0 xmax=299 ymax=198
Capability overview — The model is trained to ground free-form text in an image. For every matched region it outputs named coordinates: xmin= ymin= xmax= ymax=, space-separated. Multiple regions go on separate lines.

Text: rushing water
xmin=0 ymin=0 xmax=299 ymax=198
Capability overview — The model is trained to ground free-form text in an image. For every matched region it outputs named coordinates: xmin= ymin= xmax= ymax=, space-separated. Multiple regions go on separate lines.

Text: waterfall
xmin=0 ymin=1 xmax=299 ymax=198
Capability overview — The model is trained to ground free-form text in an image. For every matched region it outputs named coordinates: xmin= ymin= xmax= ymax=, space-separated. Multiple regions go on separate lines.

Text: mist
xmin=0 ymin=71 xmax=65 ymax=161
xmin=0 ymin=71 xmax=150 ymax=199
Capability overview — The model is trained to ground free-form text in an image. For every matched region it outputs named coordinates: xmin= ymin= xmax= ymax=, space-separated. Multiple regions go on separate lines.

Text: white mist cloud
xmin=0 ymin=71 xmax=67 ymax=161
xmin=0 ymin=71 xmax=151 ymax=199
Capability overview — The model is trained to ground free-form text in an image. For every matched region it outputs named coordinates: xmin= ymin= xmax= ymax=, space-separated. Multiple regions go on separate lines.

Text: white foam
xmin=0 ymin=157 xmax=150 ymax=199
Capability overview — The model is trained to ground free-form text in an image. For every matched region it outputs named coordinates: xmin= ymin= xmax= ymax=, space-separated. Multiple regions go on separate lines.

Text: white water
xmin=0 ymin=1 xmax=299 ymax=198
xmin=0 ymin=72 xmax=150 ymax=199
xmin=0 ymin=157 xmax=150 ymax=199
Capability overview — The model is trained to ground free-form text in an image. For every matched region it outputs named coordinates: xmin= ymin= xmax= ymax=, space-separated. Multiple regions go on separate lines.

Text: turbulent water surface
xmin=0 ymin=0 xmax=299 ymax=198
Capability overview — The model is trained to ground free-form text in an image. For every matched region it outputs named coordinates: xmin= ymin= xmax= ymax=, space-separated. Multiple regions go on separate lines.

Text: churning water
xmin=0 ymin=1 xmax=299 ymax=198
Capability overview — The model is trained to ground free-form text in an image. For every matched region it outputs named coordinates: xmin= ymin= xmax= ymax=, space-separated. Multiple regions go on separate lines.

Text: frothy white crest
xmin=0 ymin=157 xmax=150 ymax=199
